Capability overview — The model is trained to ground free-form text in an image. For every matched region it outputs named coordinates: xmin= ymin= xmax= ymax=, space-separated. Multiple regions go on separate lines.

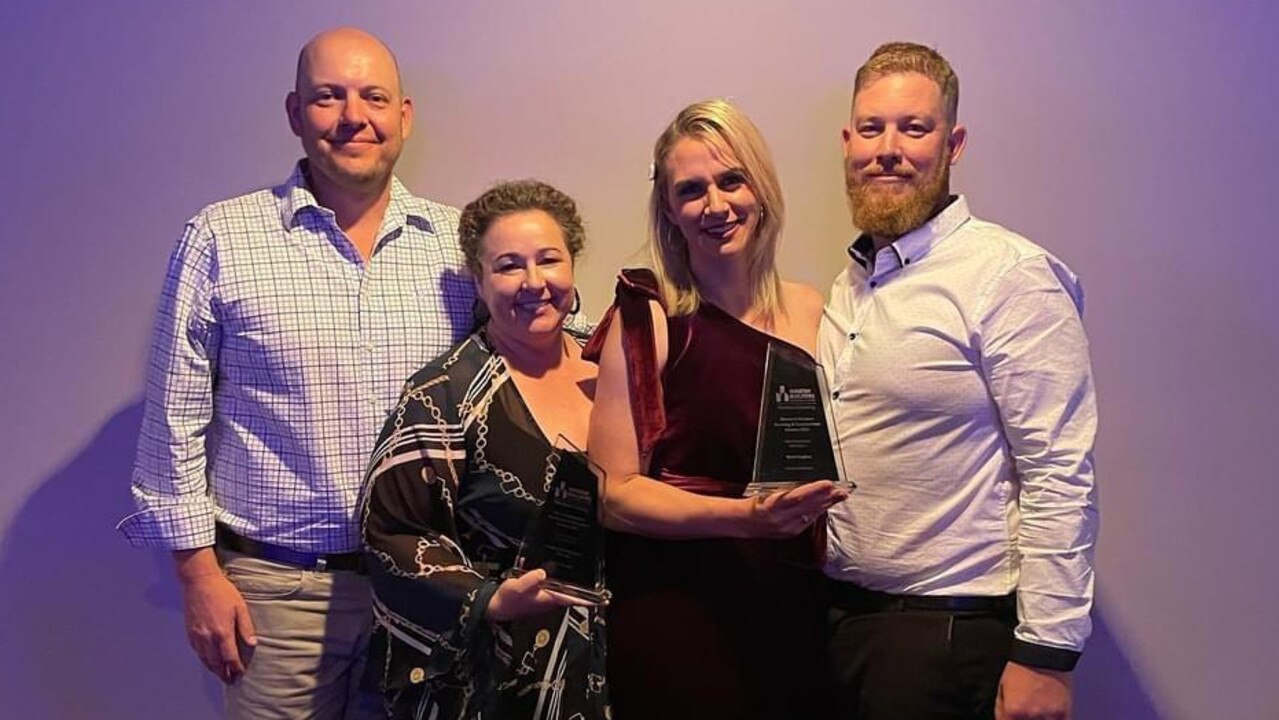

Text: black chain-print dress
xmin=360 ymin=330 xmax=608 ymax=720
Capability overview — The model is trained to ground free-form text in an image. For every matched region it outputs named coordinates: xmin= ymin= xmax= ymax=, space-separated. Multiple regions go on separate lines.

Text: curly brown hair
xmin=458 ymin=180 xmax=586 ymax=276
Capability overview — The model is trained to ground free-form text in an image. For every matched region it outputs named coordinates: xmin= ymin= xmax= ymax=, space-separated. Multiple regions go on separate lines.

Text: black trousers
xmin=827 ymin=587 xmax=1015 ymax=720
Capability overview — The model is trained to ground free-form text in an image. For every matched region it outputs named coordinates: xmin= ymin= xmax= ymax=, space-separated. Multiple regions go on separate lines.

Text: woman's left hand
xmin=747 ymin=480 xmax=850 ymax=538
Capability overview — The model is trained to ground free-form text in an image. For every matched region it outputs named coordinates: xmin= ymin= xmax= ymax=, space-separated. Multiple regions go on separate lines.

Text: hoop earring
xmin=470 ymin=297 xmax=491 ymax=332
xmin=570 ymin=288 xmax=582 ymax=315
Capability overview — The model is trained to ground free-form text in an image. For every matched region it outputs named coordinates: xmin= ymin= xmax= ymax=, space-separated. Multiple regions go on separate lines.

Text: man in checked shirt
xmin=119 ymin=28 xmax=474 ymax=718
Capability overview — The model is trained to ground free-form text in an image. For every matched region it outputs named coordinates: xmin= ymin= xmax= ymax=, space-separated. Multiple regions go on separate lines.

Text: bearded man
xmin=819 ymin=42 xmax=1098 ymax=720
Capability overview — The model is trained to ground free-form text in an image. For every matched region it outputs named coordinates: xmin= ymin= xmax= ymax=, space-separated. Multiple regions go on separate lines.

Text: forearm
xmin=124 ymin=355 xmax=218 ymax=548
xmin=369 ymin=557 xmax=492 ymax=627
xmin=173 ymin=546 xmax=222 ymax=583
xmin=367 ymin=532 xmax=488 ymax=614
xmin=1012 ymin=468 xmax=1096 ymax=668
xmin=1008 ymin=368 xmax=1097 ymax=662
xmin=362 ymin=446 xmax=492 ymax=645
xmin=602 ymin=473 xmax=757 ymax=539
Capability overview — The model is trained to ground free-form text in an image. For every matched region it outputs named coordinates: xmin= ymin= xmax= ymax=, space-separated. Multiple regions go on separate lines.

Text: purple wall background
xmin=2 ymin=2 xmax=1276 ymax=718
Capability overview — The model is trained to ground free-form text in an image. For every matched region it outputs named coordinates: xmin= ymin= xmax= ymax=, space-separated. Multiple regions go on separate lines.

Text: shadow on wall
xmin=1071 ymin=603 xmax=1164 ymax=719
xmin=0 ymin=402 xmax=1167 ymax=719
xmin=0 ymin=402 xmax=221 ymax=720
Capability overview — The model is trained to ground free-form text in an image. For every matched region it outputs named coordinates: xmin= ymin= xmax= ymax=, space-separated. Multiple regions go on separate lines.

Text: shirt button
xmin=869 ymin=280 xmax=878 ymax=288
xmin=848 ymin=332 xmax=858 ymax=341
xmin=832 ymin=390 xmax=841 ymax=400
xmin=409 ymin=667 xmax=426 ymax=684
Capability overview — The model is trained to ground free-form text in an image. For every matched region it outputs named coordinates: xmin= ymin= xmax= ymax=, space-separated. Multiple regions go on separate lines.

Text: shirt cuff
xmin=1007 ymin=639 xmax=1081 ymax=671
xmin=116 ymin=501 xmax=217 ymax=550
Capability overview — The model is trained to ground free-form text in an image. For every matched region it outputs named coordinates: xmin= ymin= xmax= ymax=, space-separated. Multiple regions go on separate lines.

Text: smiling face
xmin=475 ymin=210 xmax=577 ymax=345
xmin=287 ymin=29 xmax=412 ymax=196
xmin=843 ymin=72 xmax=966 ymax=244
xmin=663 ymin=136 xmax=761 ymax=265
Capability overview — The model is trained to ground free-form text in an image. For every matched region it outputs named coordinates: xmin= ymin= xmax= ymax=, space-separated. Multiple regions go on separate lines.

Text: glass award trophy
xmin=745 ymin=341 xmax=851 ymax=497
xmin=507 ymin=436 xmax=611 ymax=604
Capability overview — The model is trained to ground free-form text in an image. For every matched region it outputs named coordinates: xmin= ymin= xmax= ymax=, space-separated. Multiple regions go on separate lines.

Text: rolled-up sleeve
xmin=118 ymin=218 xmax=221 ymax=550
xmin=979 ymin=256 xmax=1098 ymax=670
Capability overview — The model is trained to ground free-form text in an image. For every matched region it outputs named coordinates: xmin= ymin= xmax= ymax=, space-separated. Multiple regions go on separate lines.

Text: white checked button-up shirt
xmin=120 ymin=162 xmax=476 ymax=553
xmin=819 ymin=195 xmax=1098 ymax=668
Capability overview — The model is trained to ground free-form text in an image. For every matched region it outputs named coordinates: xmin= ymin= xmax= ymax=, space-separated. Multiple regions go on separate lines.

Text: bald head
xmin=295 ymin=27 xmax=403 ymax=97
xmin=286 ymin=27 xmax=413 ymax=199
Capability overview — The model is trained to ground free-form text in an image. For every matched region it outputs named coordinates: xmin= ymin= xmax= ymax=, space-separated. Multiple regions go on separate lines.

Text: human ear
xmin=946 ymin=123 xmax=968 ymax=165
xmin=285 ymin=92 xmax=303 ymax=137
xmin=400 ymin=97 xmax=414 ymax=140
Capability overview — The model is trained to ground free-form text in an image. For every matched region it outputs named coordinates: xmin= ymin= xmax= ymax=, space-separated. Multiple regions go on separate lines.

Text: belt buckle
xmin=314 ymin=556 xmax=328 ymax=572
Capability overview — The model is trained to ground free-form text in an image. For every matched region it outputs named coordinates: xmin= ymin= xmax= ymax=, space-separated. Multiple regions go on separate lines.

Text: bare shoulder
xmin=776 ymin=281 xmax=825 ymax=353
xmin=781 ymin=281 xmax=826 ymax=320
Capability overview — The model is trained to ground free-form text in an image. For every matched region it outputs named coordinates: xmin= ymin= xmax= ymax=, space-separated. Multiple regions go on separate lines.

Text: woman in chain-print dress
xmin=360 ymin=329 xmax=608 ymax=720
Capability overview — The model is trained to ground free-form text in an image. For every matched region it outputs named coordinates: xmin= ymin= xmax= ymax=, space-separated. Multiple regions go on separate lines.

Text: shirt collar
xmin=846 ymin=194 xmax=972 ymax=277
xmin=276 ymin=160 xmax=438 ymax=238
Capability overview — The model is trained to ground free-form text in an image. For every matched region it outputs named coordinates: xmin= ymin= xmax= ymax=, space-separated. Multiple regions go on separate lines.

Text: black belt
xmin=215 ymin=525 xmax=365 ymax=573
xmin=830 ymin=580 xmax=1014 ymax=614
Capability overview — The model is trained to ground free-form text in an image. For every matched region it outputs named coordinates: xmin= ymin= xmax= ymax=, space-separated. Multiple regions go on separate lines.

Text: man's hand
xmin=996 ymin=661 xmax=1072 ymax=720
xmin=173 ymin=548 xmax=257 ymax=683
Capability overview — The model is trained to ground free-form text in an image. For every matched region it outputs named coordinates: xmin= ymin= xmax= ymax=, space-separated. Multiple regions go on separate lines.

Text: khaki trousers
xmin=218 ymin=551 xmax=383 ymax=720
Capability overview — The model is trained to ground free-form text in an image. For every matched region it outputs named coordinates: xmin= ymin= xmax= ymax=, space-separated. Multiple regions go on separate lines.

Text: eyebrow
xmin=856 ymin=111 xmax=937 ymax=122
xmin=672 ymin=168 xmax=746 ymax=187
xmin=492 ymin=246 xmax=566 ymax=260
xmin=305 ymin=80 xmax=395 ymax=93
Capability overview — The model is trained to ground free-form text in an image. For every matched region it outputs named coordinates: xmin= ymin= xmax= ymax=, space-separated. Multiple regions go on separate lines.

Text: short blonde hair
xmin=649 ymin=99 xmax=785 ymax=319
xmin=855 ymin=42 xmax=959 ymax=125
